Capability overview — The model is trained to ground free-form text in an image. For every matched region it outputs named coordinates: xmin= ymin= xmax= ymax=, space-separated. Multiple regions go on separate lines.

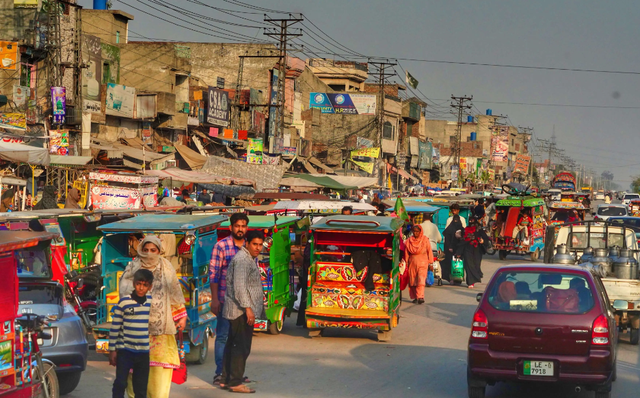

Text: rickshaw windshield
xmin=16 ymin=241 xmax=52 ymax=279
xmin=567 ymin=232 xmax=625 ymax=249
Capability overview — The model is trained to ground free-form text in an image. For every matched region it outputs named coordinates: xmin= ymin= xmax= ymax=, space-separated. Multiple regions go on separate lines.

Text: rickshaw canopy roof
xmin=272 ymin=200 xmax=375 ymax=212
xmin=98 ymin=214 xmax=227 ymax=232
xmin=0 ymin=209 xmax=89 ymax=219
xmin=548 ymin=201 xmax=587 ymax=210
xmin=311 ymin=215 xmax=404 ymax=233
xmin=496 ymin=197 xmax=545 ymax=207
xmin=220 ymin=215 xmax=299 ymax=229
xmin=0 ymin=231 xmax=57 ymax=252
xmin=385 ymin=202 xmax=439 ymax=213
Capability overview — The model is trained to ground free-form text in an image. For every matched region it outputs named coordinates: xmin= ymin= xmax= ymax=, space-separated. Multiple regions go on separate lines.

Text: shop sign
xmin=13 ymin=85 xmax=29 ymax=107
xmin=207 ymin=87 xmax=229 ymax=126
xmin=106 ymin=83 xmax=135 ymax=118
xmin=0 ymin=113 xmax=26 ymax=131
xmin=351 ymin=147 xmax=380 ymax=158
xmin=514 ymin=154 xmax=531 ymax=174
xmin=49 ymin=129 xmax=69 ymax=155
xmin=309 ymin=93 xmax=376 ymax=115
xmin=0 ymin=42 xmax=18 ymax=70
xmin=51 ymin=87 xmax=66 ymax=124
xmin=90 ymin=186 xmax=157 ymax=210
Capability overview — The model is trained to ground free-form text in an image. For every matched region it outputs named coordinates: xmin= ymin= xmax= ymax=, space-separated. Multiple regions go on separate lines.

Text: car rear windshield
xmin=597 ymin=207 xmax=626 ymax=216
xmin=624 ymin=194 xmax=640 ymax=200
xmin=16 ymin=241 xmax=52 ymax=279
xmin=488 ymin=271 xmax=595 ymax=314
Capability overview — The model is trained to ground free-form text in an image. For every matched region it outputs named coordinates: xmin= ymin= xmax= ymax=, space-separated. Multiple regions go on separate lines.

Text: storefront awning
xmin=308 ymin=157 xmax=335 ymax=174
xmin=0 ymin=141 xmax=50 ymax=165
xmin=49 ymin=155 xmax=93 ymax=167
xmin=398 ymin=168 xmax=419 ymax=183
xmin=174 ymin=144 xmax=207 ymax=170
xmin=146 ymin=168 xmax=255 ymax=187
xmin=284 ymin=173 xmax=377 ymax=190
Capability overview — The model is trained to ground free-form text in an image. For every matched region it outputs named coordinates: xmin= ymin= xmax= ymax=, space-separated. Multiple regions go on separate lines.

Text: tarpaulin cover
xmin=146 ymin=168 xmax=255 ymax=187
xmin=273 ymin=201 xmax=376 ymax=212
xmin=174 ymin=144 xmax=207 ymax=170
xmin=288 ymin=174 xmax=378 ymax=190
xmin=202 ymin=155 xmax=286 ymax=192
xmin=0 ymin=141 xmax=50 ymax=165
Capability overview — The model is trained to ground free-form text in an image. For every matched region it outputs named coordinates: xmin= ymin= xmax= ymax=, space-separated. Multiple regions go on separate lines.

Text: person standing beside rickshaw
xmin=455 ymin=216 xmax=489 ymax=289
xmin=209 ymin=213 xmax=249 ymax=387
xmin=403 ymin=225 xmax=434 ymax=304
xmin=420 ymin=213 xmax=442 ymax=250
xmin=442 ymin=204 xmax=466 ymax=283
xmin=512 ymin=209 xmax=532 ymax=247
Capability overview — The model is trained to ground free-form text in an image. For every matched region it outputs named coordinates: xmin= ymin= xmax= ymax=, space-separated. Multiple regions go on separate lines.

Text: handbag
xmin=171 ymin=331 xmax=188 ymax=384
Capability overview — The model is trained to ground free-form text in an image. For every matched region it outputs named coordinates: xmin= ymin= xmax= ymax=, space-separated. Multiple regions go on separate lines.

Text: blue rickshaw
xmin=92 ymin=214 xmax=227 ymax=364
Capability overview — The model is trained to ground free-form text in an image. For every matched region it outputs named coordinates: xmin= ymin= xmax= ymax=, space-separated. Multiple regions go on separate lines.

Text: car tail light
xmin=592 ymin=314 xmax=609 ymax=345
xmin=471 ymin=309 xmax=488 ymax=339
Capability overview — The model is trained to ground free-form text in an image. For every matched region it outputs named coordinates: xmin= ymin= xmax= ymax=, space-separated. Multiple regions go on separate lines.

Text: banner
xmin=51 ymin=87 xmax=66 ymax=124
xmin=207 ymin=86 xmax=229 ymax=126
xmin=491 ymin=127 xmax=509 ymax=162
xmin=514 ymin=154 xmax=531 ymax=174
xmin=356 ymin=136 xmax=373 ymax=149
xmin=351 ymin=159 xmax=374 ymax=174
xmin=310 ymin=93 xmax=377 ymax=115
xmin=82 ymin=35 xmax=102 ymax=114
xmin=49 ymin=129 xmax=69 ymax=155
xmin=0 ymin=113 xmax=26 ymax=131
xmin=268 ymin=70 xmax=278 ymax=139
xmin=351 ymin=147 xmax=380 ymax=158
xmin=247 ymin=138 xmax=263 ymax=164
xmin=106 ymin=83 xmax=135 ymax=118
xmin=460 ymin=157 xmax=467 ymax=171
xmin=488 ymin=169 xmax=496 ymax=181
xmin=451 ymin=165 xmax=459 ymax=182
xmin=262 ymin=154 xmax=280 ymax=165
xmin=0 ymin=42 xmax=18 ymax=70
xmin=418 ymin=140 xmax=432 ymax=170
xmin=14 ymin=0 xmax=38 ymax=8
xmin=90 ymin=186 xmax=157 ymax=210
xmin=13 ymin=85 xmax=29 ymax=108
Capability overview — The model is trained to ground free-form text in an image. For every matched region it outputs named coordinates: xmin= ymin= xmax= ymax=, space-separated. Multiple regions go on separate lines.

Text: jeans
xmin=214 ymin=305 xmax=231 ymax=375
xmin=220 ymin=314 xmax=254 ymax=387
xmin=112 ymin=350 xmax=149 ymax=398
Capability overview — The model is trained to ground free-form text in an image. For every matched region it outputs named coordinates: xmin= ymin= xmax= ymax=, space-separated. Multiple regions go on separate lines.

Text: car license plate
xmin=524 ymin=360 xmax=554 ymax=376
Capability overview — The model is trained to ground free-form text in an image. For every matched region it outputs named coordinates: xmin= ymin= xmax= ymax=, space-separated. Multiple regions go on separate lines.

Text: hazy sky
xmin=79 ymin=0 xmax=640 ymax=187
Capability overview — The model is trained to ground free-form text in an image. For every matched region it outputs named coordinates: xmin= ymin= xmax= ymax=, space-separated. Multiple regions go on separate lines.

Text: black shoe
xmin=412 ymin=299 xmax=418 ymax=304
xmin=418 ymin=299 xmax=425 ymax=304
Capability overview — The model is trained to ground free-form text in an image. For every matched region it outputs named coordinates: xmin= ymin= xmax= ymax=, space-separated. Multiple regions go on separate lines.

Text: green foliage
xmin=631 ymin=176 xmax=640 ymax=193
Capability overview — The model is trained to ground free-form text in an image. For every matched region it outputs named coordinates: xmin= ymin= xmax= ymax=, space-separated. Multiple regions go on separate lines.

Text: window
xmin=383 ymin=121 xmax=393 ymax=140
xmin=103 ymin=62 xmax=111 ymax=84
xmin=488 ymin=271 xmax=594 ymax=314
xmin=116 ymin=31 xmax=120 ymax=44
xmin=16 ymin=242 xmax=51 ymax=279
xmin=597 ymin=207 xmax=627 ymax=216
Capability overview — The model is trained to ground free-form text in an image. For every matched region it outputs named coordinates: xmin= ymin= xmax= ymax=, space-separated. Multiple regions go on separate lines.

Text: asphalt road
xmin=68 ymin=251 xmax=639 ymax=398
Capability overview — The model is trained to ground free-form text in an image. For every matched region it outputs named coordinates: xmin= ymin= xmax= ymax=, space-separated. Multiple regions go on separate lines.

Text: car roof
xmin=597 ymin=203 xmax=626 ymax=208
xmin=493 ymin=263 xmax=593 ymax=276
xmin=98 ymin=214 xmax=228 ymax=232
xmin=310 ymin=215 xmax=404 ymax=232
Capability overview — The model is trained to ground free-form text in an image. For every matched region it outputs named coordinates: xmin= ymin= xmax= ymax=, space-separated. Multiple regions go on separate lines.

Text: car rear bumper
xmin=468 ymin=343 xmax=613 ymax=385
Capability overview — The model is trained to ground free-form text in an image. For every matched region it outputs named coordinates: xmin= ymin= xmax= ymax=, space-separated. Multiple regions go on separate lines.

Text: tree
xmin=631 ymin=176 xmax=640 ymax=193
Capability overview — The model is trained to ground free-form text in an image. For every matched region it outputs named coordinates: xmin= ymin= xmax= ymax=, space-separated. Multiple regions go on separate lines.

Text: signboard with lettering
xmin=106 ymin=83 xmax=135 ymax=118
xmin=310 ymin=93 xmax=376 ymax=115
xmin=207 ymin=87 xmax=229 ymax=126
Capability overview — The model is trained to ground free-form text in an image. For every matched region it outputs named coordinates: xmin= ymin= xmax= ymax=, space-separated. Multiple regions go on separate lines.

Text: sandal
xmin=229 ymin=384 xmax=256 ymax=394
xmin=213 ymin=374 xmax=222 ymax=386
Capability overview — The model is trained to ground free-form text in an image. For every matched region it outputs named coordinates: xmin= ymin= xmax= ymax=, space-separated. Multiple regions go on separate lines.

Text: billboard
xmin=418 ymin=140 xmax=432 ymax=170
xmin=0 ymin=42 xmax=18 ymax=70
xmin=491 ymin=126 xmax=509 ymax=162
xmin=207 ymin=87 xmax=229 ymax=126
xmin=309 ymin=93 xmax=376 ymax=115
xmin=51 ymin=87 xmax=66 ymax=124
xmin=90 ymin=186 xmax=157 ymax=210
xmin=514 ymin=154 xmax=531 ymax=174
xmin=247 ymin=138 xmax=263 ymax=164
xmin=106 ymin=83 xmax=135 ymax=118
xmin=14 ymin=0 xmax=38 ymax=8
xmin=82 ymin=35 xmax=102 ymax=114
xmin=0 ymin=113 xmax=26 ymax=131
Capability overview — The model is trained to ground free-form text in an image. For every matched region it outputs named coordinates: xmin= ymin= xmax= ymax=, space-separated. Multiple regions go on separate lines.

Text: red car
xmin=467 ymin=265 xmax=617 ymax=398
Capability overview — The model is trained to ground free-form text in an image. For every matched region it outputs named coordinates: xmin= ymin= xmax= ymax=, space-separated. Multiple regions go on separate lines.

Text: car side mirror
xmin=476 ymin=293 xmax=483 ymax=303
xmin=612 ymin=300 xmax=629 ymax=311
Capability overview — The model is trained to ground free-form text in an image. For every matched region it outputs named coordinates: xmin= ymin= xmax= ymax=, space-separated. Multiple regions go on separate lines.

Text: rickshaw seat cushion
xmin=503 ymin=207 xmax=521 ymax=237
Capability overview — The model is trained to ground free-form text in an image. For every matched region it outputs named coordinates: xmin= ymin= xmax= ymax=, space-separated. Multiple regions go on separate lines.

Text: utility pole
xmin=368 ymin=60 xmax=396 ymax=184
xmin=264 ymin=14 xmax=303 ymax=153
xmin=231 ymin=53 xmax=246 ymax=133
xmin=450 ymin=95 xmax=473 ymax=187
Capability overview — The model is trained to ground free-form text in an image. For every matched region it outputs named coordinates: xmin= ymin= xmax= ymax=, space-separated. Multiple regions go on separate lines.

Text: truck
xmin=544 ymin=220 xmax=640 ymax=345
xmin=552 ymin=171 xmax=576 ymax=191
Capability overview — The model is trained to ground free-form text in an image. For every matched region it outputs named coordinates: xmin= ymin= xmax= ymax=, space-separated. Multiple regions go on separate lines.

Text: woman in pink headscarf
xmin=403 ymin=225 xmax=434 ymax=304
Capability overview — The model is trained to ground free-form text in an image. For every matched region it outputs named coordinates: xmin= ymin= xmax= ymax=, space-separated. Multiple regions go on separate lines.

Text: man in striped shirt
xmin=109 ymin=269 xmax=154 ymax=398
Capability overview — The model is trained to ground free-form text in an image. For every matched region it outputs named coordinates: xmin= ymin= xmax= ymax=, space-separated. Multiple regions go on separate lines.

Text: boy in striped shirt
xmin=109 ymin=269 xmax=154 ymax=398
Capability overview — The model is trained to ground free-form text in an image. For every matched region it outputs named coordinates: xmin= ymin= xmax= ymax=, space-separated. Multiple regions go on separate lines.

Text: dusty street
xmin=69 ymin=252 xmax=639 ymax=398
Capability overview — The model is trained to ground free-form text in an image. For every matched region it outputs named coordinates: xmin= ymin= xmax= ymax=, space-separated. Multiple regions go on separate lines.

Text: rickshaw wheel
xmin=186 ymin=336 xmax=209 ymax=365
xmin=498 ymin=250 xmax=509 ymax=261
xmin=268 ymin=320 xmax=283 ymax=335
xmin=530 ymin=248 xmax=540 ymax=262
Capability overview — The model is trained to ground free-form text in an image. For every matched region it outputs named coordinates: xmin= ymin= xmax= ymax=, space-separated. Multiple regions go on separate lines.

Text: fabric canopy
xmin=0 ymin=141 xmax=50 ymax=165
xmin=398 ymin=168 xmax=419 ymax=183
xmin=273 ymin=201 xmax=375 ymax=212
xmin=174 ymin=144 xmax=207 ymax=170
xmin=308 ymin=157 xmax=335 ymax=174
xmin=146 ymin=168 xmax=255 ymax=187
xmin=202 ymin=156 xmax=285 ymax=192
xmin=49 ymin=155 xmax=93 ymax=166
xmin=288 ymin=173 xmax=378 ymax=190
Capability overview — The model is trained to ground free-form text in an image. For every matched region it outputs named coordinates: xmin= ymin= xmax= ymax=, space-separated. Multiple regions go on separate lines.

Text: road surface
xmin=69 ymin=252 xmax=638 ymax=397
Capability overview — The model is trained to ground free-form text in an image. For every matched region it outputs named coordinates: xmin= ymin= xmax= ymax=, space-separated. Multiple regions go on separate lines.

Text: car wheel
xmin=185 ymin=337 xmax=209 ymax=365
xmin=499 ymin=250 xmax=508 ymax=260
xmin=468 ymin=386 xmax=486 ymax=398
xmin=57 ymin=371 xmax=80 ymax=396
xmin=630 ymin=328 xmax=639 ymax=345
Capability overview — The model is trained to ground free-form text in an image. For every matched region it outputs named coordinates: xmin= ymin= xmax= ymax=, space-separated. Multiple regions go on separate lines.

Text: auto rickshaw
xmin=547 ymin=201 xmax=588 ymax=226
xmin=0 ymin=231 xmax=60 ymax=398
xmin=216 ymin=215 xmax=299 ymax=334
xmin=93 ymin=214 xmax=227 ymax=364
xmin=493 ymin=192 xmax=547 ymax=261
xmin=628 ymin=199 xmax=640 ymax=217
xmin=306 ymin=215 xmax=404 ymax=341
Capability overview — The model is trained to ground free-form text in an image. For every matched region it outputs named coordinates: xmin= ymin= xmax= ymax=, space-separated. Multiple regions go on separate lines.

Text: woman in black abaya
xmin=455 ymin=216 xmax=489 ymax=288
xmin=441 ymin=214 xmax=464 ymax=282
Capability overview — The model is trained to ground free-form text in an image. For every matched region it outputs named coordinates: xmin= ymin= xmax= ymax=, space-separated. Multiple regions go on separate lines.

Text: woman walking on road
xmin=456 ymin=216 xmax=490 ymax=289
xmin=404 ymin=225 xmax=433 ymax=304
xmin=119 ymin=235 xmax=187 ymax=398
xmin=441 ymin=205 xmax=465 ymax=283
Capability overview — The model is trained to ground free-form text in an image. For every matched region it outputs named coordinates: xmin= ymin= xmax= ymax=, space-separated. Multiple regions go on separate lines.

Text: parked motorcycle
xmin=64 ymin=271 xmax=99 ymax=330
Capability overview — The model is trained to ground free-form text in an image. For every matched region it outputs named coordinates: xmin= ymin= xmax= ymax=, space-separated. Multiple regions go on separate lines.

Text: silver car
xmin=595 ymin=204 xmax=628 ymax=221
xmin=17 ymin=240 xmax=88 ymax=395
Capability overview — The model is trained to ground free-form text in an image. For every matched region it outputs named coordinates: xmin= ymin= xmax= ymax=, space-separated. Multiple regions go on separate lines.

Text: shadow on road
xmin=426 ymin=302 xmax=478 ymax=328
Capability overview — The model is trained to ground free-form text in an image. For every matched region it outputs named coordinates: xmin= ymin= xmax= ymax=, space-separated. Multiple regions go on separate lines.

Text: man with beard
xmin=210 ymin=213 xmax=250 ymax=386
